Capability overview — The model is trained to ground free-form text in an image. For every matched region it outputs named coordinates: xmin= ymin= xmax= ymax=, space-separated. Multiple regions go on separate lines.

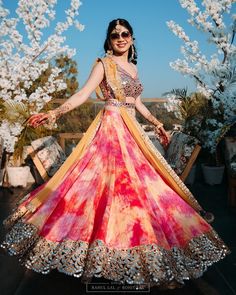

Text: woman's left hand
xmin=154 ymin=126 xmax=171 ymax=149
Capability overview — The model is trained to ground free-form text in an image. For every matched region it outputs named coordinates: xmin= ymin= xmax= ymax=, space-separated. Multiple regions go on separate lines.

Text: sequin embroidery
xmin=99 ymin=63 xmax=143 ymax=100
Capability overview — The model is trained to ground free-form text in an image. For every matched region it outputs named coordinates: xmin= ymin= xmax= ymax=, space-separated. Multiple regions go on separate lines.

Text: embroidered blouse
xmin=99 ymin=62 xmax=143 ymax=101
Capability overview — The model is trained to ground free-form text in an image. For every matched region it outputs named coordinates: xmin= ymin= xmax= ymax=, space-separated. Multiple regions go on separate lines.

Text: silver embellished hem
xmin=0 ymin=219 xmax=230 ymax=288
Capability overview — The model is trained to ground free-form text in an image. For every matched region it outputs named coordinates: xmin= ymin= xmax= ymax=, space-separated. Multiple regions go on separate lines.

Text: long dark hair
xmin=103 ymin=19 xmax=138 ymax=65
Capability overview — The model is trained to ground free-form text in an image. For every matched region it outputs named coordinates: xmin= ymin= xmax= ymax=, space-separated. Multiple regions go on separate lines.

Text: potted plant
xmin=6 ymin=156 xmax=30 ymax=188
xmin=164 ymin=88 xmax=236 ymax=185
xmin=165 ymin=0 xmax=236 ymax=184
xmin=0 ymin=99 xmax=53 ymax=187
xmin=200 ymin=149 xmax=225 ymax=185
xmin=201 ymin=116 xmax=236 ymax=185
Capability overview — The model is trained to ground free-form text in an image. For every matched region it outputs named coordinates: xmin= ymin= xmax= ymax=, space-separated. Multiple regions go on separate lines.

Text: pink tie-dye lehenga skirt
xmin=0 ymin=106 xmax=230 ymax=288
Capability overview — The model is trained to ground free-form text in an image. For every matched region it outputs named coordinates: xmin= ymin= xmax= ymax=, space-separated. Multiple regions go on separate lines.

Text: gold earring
xmin=106 ymin=49 xmax=113 ymax=56
xmin=130 ymin=44 xmax=134 ymax=61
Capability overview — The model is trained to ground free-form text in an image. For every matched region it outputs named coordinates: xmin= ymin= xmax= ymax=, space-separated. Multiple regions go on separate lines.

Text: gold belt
xmin=104 ymin=99 xmax=135 ymax=109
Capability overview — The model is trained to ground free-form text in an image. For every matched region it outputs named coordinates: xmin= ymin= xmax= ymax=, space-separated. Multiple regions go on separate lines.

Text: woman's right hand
xmin=26 ymin=113 xmax=50 ymax=128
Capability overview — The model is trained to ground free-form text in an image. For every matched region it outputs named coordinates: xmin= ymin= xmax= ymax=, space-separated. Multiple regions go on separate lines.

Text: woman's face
xmin=109 ymin=24 xmax=133 ymax=55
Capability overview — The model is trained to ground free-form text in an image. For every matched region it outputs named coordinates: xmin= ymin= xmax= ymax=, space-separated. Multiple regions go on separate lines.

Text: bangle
xmin=146 ymin=113 xmax=163 ymax=128
xmin=55 ymin=102 xmax=73 ymax=118
xmin=43 ymin=110 xmax=57 ymax=130
xmin=48 ymin=110 xmax=57 ymax=121
xmin=155 ymin=123 xmax=163 ymax=129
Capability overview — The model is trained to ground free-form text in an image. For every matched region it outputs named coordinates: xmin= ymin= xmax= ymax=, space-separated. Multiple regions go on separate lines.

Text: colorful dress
xmin=0 ymin=56 xmax=230 ymax=288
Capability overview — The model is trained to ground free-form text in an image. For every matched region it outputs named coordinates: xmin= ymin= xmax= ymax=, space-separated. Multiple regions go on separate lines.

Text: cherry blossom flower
xmin=0 ymin=0 xmax=84 ymax=153
xmin=165 ymin=0 xmax=236 ymax=153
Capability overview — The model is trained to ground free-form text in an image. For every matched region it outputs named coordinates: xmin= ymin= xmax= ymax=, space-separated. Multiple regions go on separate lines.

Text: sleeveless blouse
xmin=99 ymin=62 xmax=143 ymax=101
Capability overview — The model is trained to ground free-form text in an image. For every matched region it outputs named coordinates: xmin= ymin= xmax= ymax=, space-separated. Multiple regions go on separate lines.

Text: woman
xmin=1 ymin=19 xmax=230 ymax=289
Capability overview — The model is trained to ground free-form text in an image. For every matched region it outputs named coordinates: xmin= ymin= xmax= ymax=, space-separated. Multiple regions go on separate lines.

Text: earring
xmin=106 ymin=49 xmax=113 ymax=56
xmin=130 ymin=44 xmax=134 ymax=61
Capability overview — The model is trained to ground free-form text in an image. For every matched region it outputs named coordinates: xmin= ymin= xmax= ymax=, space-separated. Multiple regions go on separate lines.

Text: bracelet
xmin=48 ymin=110 xmax=57 ymax=121
xmin=55 ymin=102 xmax=73 ymax=118
xmin=43 ymin=110 xmax=57 ymax=130
xmin=146 ymin=113 xmax=163 ymax=128
xmin=155 ymin=123 xmax=164 ymax=129
xmin=43 ymin=101 xmax=73 ymax=129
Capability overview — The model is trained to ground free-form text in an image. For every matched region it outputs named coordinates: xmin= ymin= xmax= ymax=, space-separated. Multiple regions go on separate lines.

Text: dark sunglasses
xmin=110 ymin=31 xmax=131 ymax=40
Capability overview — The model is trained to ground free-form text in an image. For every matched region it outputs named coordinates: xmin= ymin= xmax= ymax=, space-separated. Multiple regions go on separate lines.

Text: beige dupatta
xmin=22 ymin=56 xmax=202 ymax=218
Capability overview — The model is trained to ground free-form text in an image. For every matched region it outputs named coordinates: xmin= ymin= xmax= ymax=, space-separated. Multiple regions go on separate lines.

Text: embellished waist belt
xmin=104 ymin=99 xmax=135 ymax=109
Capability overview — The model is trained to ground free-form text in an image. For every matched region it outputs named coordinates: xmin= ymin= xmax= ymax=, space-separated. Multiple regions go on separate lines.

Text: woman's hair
xmin=103 ymin=18 xmax=137 ymax=65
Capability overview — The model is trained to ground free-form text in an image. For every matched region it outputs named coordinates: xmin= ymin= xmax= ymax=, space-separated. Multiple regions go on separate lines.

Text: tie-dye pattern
xmin=19 ymin=108 xmax=211 ymax=250
xmin=1 ymin=104 xmax=230 ymax=287
xmin=0 ymin=55 xmax=230 ymax=287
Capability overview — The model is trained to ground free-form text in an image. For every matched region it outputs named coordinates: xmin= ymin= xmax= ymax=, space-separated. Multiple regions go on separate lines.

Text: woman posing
xmin=1 ymin=19 xmax=230 ymax=289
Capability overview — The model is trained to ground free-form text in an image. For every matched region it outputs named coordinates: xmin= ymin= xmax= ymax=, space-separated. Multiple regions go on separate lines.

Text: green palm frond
xmin=2 ymin=100 xmax=29 ymax=122
xmin=179 ymin=98 xmax=199 ymax=119
xmin=163 ymin=88 xmax=208 ymax=120
xmin=163 ymin=87 xmax=188 ymax=100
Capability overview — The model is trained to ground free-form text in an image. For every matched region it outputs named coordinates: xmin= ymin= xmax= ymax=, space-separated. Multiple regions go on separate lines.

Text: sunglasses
xmin=110 ymin=31 xmax=131 ymax=40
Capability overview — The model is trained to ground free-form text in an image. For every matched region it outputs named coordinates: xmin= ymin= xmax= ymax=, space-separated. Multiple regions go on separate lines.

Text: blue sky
xmin=4 ymin=0 xmax=235 ymax=98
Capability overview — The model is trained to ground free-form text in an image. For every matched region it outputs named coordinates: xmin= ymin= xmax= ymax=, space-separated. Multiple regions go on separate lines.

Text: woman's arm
xmin=135 ymin=96 xmax=163 ymax=128
xmin=51 ymin=61 xmax=105 ymax=117
xmin=135 ymin=96 xmax=170 ymax=148
xmin=131 ymin=64 xmax=161 ymax=126
xmin=27 ymin=61 xmax=104 ymax=128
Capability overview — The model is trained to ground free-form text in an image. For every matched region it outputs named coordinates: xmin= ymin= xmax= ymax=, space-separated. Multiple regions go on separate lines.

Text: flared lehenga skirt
xmin=0 ymin=106 xmax=229 ymax=287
